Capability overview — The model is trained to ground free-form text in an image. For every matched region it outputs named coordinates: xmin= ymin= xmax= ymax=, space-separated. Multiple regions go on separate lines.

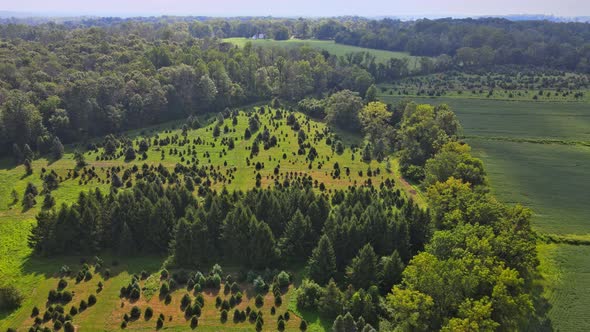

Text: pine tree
xmin=318 ymin=279 xmax=342 ymax=318
xmin=332 ymin=312 xmax=357 ymax=332
xmin=74 ymin=151 xmax=86 ymax=167
xmin=379 ymin=250 xmax=404 ymax=293
xmin=23 ymin=159 xmax=32 ymax=175
xmin=52 ymin=137 xmax=65 ymax=160
xmin=117 ymin=222 xmax=136 ymax=254
xmin=279 ymin=210 xmax=313 ymax=259
xmin=125 ymin=146 xmax=136 ymax=161
xmin=307 ymin=235 xmax=337 ymax=285
xmin=23 ymin=144 xmax=34 ymax=162
xmin=362 ymin=143 xmax=372 ymax=162
xmin=148 ymin=198 xmax=175 ymax=253
xmin=346 ymin=244 xmax=378 ymax=290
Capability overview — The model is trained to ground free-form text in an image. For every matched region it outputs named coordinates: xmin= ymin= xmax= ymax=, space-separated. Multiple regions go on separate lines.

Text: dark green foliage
xmin=125 ymin=146 xmax=136 ymax=161
xmin=160 ymin=282 xmax=170 ymax=296
xmin=332 ymin=312 xmax=357 ymax=332
xmin=0 ymin=286 xmax=23 ymax=310
xmin=300 ymin=319 xmax=308 ymax=331
xmin=379 ymin=250 xmax=404 ymax=292
xmin=156 ymin=316 xmax=164 ymax=329
xmin=279 ymin=210 xmax=315 ymax=259
xmin=144 ymin=306 xmax=153 ymax=320
xmin=307 ymin=235 xmax=337 ymax=285
xmin=318 ymin=279 xmax=343 ymax=318
xmin=88 ymin=294 xmax=97 ymax=306
xmin=63 ymin=321 xmax=74 ymax=332
xmin=255 ymin=294 xmax=264 ymax=307
xmin=346 ymin=244 xmax=378 ymax=290
xmin=73 ymin=151 xmax=86 ymax=168
xmin=130 ymin=306 xmax=141 ymax=319
xmin=51 ymin=137 xmax=64 ymax=160
xmin=181 ymin=293 xmax=191 ymax=309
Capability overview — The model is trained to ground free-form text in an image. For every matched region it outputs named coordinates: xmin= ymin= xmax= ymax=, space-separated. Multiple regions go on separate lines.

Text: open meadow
xmin=223 ymin=38 xmax=422 ymax=68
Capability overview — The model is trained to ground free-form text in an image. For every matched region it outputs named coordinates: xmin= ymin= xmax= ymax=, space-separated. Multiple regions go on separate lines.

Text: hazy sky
xmin=1 ymin=0 xmax=589 ymax=17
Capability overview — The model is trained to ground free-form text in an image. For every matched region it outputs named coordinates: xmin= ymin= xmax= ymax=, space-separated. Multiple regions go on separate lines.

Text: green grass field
xmin=0 ymin=108 xmax=413 ymax=331
xmin=224 ymin=38 xmax=421 ymax=68
xmin=537 ymin=244 xmax=590 ymax=331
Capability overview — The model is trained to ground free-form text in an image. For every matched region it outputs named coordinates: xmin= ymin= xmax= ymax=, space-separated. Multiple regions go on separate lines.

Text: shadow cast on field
xmin=525 ymin=272 xmax=554 ymax=332
xmin=20 ymin=252 xmax=167 ymax=284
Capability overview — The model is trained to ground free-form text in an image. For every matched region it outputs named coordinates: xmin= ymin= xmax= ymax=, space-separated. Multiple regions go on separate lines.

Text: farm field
xmin=223 ymin=38 xmax=421 ymax=67
xmin=379 ymin=94 xmax=590 ymax=235
xmin=0 ymin=107 xmax=409 ymax=331
xmin=537 ymin=244 xmax=590 ymax=332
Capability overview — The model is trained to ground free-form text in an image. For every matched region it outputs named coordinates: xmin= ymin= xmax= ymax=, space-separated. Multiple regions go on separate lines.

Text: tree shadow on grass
xmin=20 ymin=252 xmax=166 ymax=284
xmin=525 ymin=271 xmax=554 ymax=332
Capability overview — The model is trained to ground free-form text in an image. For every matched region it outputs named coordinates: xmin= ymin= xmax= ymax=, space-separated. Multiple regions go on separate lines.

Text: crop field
xmin=537 ymin=244 xmax=590 ymax=332
xmin=223 ymin=38 xmax=421 ymax=67
xmin=379 ymin=94 xmax=590 ymax=235
xmin=0 ymin=107 xmax=413 ymax=331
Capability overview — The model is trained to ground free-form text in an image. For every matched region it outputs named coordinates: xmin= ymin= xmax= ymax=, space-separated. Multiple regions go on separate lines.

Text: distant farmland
xmin=224 ymin=38 xmax=421 ymax=68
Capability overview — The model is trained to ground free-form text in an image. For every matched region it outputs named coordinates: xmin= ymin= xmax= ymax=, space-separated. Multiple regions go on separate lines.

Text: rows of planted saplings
xmin=118 ymin=265 xmax=307 ymax=331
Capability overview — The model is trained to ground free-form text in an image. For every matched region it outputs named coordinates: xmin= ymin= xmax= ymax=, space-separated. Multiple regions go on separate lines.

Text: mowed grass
xmin=0 ymin=108 xmax=410 ymax=331
xmin=224 ymin=38 xmax=421 ymax=68
xmin=537 ymin=243 xmax=590 ymax=331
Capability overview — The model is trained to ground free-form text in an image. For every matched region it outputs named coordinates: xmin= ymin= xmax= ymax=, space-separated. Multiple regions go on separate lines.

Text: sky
xmin=1 ymin=0 xmax=589 ymax=18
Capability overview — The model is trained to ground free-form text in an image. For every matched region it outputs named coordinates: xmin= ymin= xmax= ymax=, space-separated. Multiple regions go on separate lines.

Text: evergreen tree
xmin=379 ymin=250 xmax=404 ymax=293
xmin=118 ymin=222 xmax=136 ymax=254
xmin=148 ymin=198 xmax=175 ymax=252
xmin=125 ymin=146 xmax=136 ymax=161
xmin=346 ymin=244 xmax=378 ymax=290
xmin=332 ymin=312 xmax=357 ymax=332
xmin=51 ymin=137 xmax=65 ymax=160
xmin=279 ymin=210 xmax=314 ymax=259
xmin=318 ymin=279 xmax=342 ymax=318
xmin=362 ymin=143 xmax=372 ymax=162
xmin=23 ymin=144 xmax=34 ymax=161
xmin=74 ymin=151 xmax=86 ymax=167
xmin=307 ymin=235 xmax=337 ymax=285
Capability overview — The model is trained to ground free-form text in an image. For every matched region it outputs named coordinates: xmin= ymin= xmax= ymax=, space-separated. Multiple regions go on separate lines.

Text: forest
xmin=0 ymin=13 xmax=578 ymax=332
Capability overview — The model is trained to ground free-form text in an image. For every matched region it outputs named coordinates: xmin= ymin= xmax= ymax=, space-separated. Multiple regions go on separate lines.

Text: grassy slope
xmin=0 ymin=109 xmax=416 ymax=331
xmin=379 ymin=93 xmax=590 ymax=330
xmin=223 ymin=38 xmax=421 ymax=68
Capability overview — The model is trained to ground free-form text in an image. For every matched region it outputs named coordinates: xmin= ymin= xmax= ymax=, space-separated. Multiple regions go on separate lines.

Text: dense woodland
xmin=0 ymin=15 xmax=551 ymax=332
